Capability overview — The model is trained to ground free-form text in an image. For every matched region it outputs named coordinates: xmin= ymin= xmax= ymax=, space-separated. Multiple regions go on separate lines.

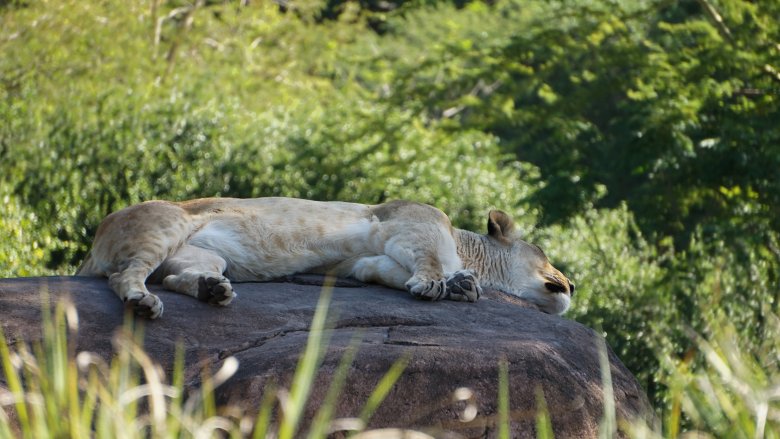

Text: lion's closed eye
xmin=542 ymin=273 xmax=568 ymax=293
xmin=544 ymin=281 xmax=568 ymax=293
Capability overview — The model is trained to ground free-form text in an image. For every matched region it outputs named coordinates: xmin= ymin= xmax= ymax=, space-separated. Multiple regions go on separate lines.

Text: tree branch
xmin=695 ymin=0 xmax=732 ymax=42
xmin=696 ymin=0 xmax=780 ymax=86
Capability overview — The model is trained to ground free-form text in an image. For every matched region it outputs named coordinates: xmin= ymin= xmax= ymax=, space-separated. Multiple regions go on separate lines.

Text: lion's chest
xmin=186 ymin=205 xmax=380 ymax=281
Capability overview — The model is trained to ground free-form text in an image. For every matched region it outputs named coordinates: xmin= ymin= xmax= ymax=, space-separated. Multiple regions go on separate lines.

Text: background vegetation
xmin=2 ymin=0 xmax=779 ymax=434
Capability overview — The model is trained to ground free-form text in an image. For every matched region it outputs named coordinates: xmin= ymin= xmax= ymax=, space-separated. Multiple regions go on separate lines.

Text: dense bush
xmin=4 ymin=91 xmax=534 ymax=269
xmin=535 ymin=204 xmax=780 ymax=409
xmin=1 ymin=0 xmax=537 ymax=269
xmin=2 ymin=0 xmax=778 ymax=433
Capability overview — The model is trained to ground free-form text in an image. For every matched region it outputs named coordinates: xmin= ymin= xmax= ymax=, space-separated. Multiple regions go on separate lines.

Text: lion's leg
xmin=378 ymin=223 xmax=474 ymax=301
xmin=348 ymin=255 xmax=411 ymax=291
xmin=85 ymin=201 xmax=197 ymax=318
xmin=158 ymin=245 xmax=235 ymax=306
xmin=383 ymin=239 xmax=445 ymax=300
xmin=380 ymin=224 xmax=482 ymax=302
xmin=109 ymin=260 xmax=165 ymax=319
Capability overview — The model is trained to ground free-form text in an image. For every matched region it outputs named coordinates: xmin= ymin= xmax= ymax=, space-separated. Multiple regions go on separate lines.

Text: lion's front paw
xmin=125 ymin=293 xmax=164 ymax=319
xmin=445 ymin=270 xmax=482 ymax=302
xmin=405 ymin=276 xmax=447 ymax=301
xmin=197 ymin=275 xmax=236 ymax=306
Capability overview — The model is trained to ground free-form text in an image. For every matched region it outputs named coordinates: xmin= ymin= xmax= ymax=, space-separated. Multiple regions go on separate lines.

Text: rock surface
xmin=0 ymin=276 xmax=652 ymax=437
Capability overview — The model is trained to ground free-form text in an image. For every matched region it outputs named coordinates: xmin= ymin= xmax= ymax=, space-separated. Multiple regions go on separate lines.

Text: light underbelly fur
xmin=186 ymin=202 xmax=379 ymax=281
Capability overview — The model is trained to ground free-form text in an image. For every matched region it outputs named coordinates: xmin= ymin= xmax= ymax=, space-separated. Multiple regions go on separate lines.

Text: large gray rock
xmin=0 ymin=276 xmax=652 ymax=437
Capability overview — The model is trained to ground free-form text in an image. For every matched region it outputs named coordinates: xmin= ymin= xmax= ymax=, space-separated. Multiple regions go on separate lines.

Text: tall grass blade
xmin=498 ymin=357 xmax=510 ymax=439
xmin=279 ymin=279 xmax=335 ymax=439
xmin=199 ymin=361 xmax=218 ymax=422
xmin=308 ymin=333 xmax=361 ymax=438
xmin=358 ymin=353 xmax=409 ymax=427
xmin=17 ymin=343 xmax=44 ymax=439
xmin=0 ymin=404 xmax=13 ymax=439
xmin=67 ymin=355 xmax=80 ymax=438
xmin=124 ymin=332 xmax=169 ymax=437
xmin=251 ymin=380 xmax=278 ymax=439
xmin=78 ymin=367 xmax=99 ymax=437
xmin=34 ymin=338 xmax=61 ymax=437
xmin=0 ymin=326 xmax=31 ymax=437
xmin=535 ymin=386 xmax=554 ymax=439
xmin=167 ymin=342 xmax=186 ymax=438
xmin=597 ymin=335 xmax=616 ymax=439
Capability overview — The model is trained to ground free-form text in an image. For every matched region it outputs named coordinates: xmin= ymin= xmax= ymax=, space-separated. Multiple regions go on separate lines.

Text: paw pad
xmin=126 ymin=293 xmax=164 ymax=319
xmin=445 ymin=271 xmax=482 ymax=302
xmin=198 ymin=276 xmax=236 ymax=306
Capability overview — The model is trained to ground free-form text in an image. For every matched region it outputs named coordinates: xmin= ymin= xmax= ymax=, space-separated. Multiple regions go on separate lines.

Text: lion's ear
xmin=487 ymin=210 xmax=515 ymax=242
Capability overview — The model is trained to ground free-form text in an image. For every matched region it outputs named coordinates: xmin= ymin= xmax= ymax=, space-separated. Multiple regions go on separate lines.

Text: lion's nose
xmin=569 ymin=281 xmax=575 ymax=296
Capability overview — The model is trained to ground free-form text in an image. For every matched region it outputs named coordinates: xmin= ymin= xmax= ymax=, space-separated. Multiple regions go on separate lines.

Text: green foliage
xmin=534 ymin=205 xmax=674 ymax=403
xmin=670 ymin=319 xmax=780 ymax=438
xmin=0 ymin=0 xmax=537 ymax=270
xmin=536 ymin=203 xmax=780 ymax=414
xmin=0 ymin=190 xmax=55 ymax=277
xmin=627 ymin=314 xmax=780 ymax=439
xmin=367 ymin=0 xmax=780 ymax=241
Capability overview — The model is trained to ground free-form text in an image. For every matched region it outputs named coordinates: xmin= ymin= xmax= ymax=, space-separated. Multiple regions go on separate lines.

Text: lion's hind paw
xmin=197 ymin=275 xmax=236 ymax=306
xmin=125 ymin=293 xmax=164 ymax=319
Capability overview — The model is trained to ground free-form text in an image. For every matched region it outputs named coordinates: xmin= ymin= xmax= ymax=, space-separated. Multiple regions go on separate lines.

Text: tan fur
xmin=77 ymin=197 xmax=573 ymax=318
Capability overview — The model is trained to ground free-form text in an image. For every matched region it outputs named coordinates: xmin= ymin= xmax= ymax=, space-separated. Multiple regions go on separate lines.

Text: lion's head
xmin=482 ymin=210 xmax=574 ymax=315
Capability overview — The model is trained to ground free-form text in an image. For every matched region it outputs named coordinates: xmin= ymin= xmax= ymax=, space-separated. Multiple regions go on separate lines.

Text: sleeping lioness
xmin=77 ymin=197 xmax=574 ymax=319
